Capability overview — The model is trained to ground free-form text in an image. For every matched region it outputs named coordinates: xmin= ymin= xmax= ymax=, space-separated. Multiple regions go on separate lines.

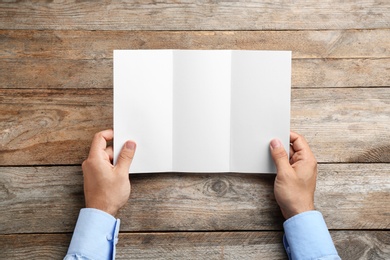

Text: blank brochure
xmin=114 ymin=50 xmax=291 ymax=173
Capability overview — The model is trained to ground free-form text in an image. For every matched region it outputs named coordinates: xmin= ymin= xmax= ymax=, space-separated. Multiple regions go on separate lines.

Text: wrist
xmin=85 ymin=202 xmax=118 ymax=217
xmin=282 ymin=203 xmax=315 ymax=219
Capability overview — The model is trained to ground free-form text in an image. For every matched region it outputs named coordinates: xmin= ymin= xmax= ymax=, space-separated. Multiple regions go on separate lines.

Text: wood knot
xmin=203 ymin=177 xmax=230 ymax=197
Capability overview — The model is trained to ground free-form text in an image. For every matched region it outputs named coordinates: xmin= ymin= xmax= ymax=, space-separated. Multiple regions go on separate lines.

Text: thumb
xmin=270 ymin=139 xmax=291 ymax=173
xmin=115 ymin=141 xmax=136 ymax=174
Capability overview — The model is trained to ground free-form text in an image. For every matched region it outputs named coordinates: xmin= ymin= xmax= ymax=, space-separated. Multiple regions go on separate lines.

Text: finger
xmin=290 ymin=131 xmax=310 ymax=153
xmin=115 ymin=141 xmax=136 ymax=174
xmin=290 ymin=151 xmax=303 ymax=164
xmin=289 ymin=145 xmax=295 ymax=164
xmin=270 ymin=139 xmax=291 ymax=173
xmin=89 ymin=129 xmax=114 ymax=157
xmin=105 ymin=146 xmax=113 ymax=161
xmin=289 ymin=144 xmax=294 ymax=158
xmin=290 ymin=131 xmax=316 ymax=163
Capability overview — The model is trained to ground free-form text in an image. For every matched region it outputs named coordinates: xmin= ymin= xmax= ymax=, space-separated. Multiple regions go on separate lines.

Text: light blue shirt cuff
xmin=283 ymin=210 xmax=340 ymax=260
xmin=65 ymin=208 xmax=120 ymax=260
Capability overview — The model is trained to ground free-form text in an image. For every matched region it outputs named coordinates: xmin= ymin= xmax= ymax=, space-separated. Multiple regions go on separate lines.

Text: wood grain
xmin=2 ymin=57 xmax=389 ymax=89
xmin=0 ymin=1 xmax=389 ymax=30
xmin=291 ymin=88 xmax=390 ymax=163
xmin=0 ymin=58 xmax=112 ymax=89
xmin=1 ymin=231 xmax=389 ymax=259
xmin=333 ymin=231 xmax=390 ymax=260
xmin=293 ymin=58 xmax=390 ymax=88
xmin=0 ymin=89 xmax=111 ymax=165
xmin=2 ymin=30 xmax=389 ymax=89
xmin=1 ymin=0 xmax=389 ymax=257
xmin=1 ymin=30 xmax=390 ymax=59
xmin=1 ymin=88 xmax=389 ymax=165
xmin=1 ymin=164 xmax=388 ymax=234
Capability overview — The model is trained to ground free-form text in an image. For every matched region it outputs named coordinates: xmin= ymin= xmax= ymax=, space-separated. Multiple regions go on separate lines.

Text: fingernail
xmin=125 ymin=141 xmax=136 ymax=150
xmin=270 ymin=139 xmax=282 ymax=150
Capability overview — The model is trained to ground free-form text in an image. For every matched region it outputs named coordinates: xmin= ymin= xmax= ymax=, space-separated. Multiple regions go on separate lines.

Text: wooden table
xmin=1 ymin=1 xmax=389 ymax=259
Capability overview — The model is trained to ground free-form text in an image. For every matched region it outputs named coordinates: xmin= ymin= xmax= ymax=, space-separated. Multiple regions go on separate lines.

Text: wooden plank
xmin=315 ymin=164 xmax=390 ymax=230
xmin=1 ymin=234 xmax=71 ymax=259
xmin=0 ymin=1 xmax=389 ymax=30
xmin=0 ymin=232 xmax=284 ymax=259
xmin=291 ymin=88 xmax=390 ymax=163
xmin=293 ymin=58 xmax=390 ymax=88
xmin=0 ymin=89 xmax=111 ymax=165
xmin=1 ymin=88 xmax=389 ymax=165
xmin=1 ymin=231 xmax=389 ymax=259
xmin=333 ymin=231 xmax=390 ymax=260
xmin=116 ymin=232 xmax=286 ymax=259
xmin=0 ymin=59 xmax=112 ymax=89
xmin=1 ymin=30 xmax=390 ymax=59
xmin=0 ymin=167 xmax=84 ymax=234
xmin=1 ymin=164 xmax=388 ymax=234
xmin=2 ymin=57 xmax=389 ymax=89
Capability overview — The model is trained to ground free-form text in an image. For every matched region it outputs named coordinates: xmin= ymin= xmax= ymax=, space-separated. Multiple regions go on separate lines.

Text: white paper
xmin=114 ymin=50 xmax=291 ymax=173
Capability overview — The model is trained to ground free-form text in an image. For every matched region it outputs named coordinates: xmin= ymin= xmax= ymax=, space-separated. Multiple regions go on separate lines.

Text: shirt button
xmin=106 ymin=234 xmax=113 ymax=241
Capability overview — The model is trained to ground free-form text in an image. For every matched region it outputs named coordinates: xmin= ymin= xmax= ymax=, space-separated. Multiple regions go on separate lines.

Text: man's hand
xmin=270 ymin=131 xmax=317 ymax=219
xmin=82 ymin=129 xmax=136 ymax=216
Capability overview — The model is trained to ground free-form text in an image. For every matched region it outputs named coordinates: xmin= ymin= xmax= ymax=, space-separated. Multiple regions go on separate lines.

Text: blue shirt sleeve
xmin=64 ymin=208 xmax=120 ymax=260
xmin=283 ymin=210 xmax=340 ymax=260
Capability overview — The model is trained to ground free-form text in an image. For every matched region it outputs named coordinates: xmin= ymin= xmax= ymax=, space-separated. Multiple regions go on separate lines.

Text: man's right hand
xmin=270 ymin=131 xmax=317 ymax=219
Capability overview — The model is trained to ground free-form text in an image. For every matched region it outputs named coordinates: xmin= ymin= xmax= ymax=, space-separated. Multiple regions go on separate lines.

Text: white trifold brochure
xmin=114 ymin=50 xmax=291 ymax=173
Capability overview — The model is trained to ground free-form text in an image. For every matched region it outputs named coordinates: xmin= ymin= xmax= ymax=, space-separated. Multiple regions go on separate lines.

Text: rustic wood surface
xmin=2 ymin=58 xmax=390 ymax=89
xmin=1 ymin=231 xmax=389 ymax=260
xmin=0 ymin=1 xmax=389 ymax=259
xmin=1 ymin=30 xmax=390 ymax=90
xmin=1 ymin=164 xmax=389 ymax=234
xmin=1 ymin=1 xmax=390 ymax=30
xmin=1 ymin=88 xmax=389 ymax=165
xmin=2 ymin=30 xmax=390 ymax=59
